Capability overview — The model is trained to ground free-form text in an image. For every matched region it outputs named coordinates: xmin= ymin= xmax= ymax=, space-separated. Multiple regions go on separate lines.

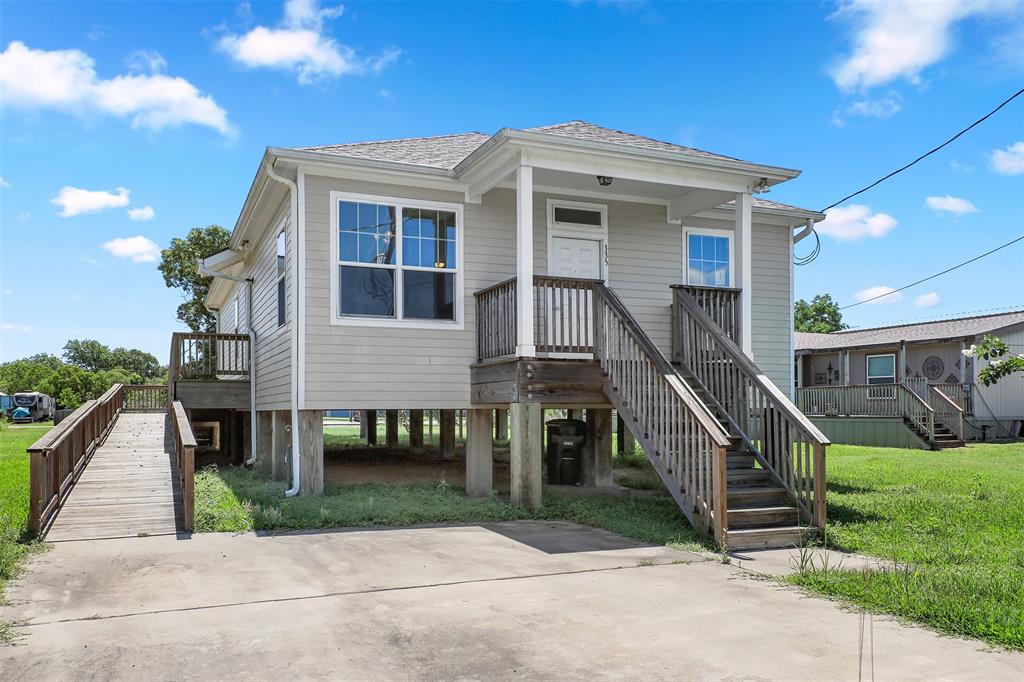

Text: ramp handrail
xmin=168 ymin=400 xmax=196 ymax=531
xmin=672 ymin=287 xmax=829 ymax=529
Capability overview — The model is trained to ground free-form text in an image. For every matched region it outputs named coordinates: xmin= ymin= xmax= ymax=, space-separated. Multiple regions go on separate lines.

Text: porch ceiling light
xmin=754 ymin=177 xmax=770 ymax=194
xmin=596 ymin=175 xmax=613 ymax=187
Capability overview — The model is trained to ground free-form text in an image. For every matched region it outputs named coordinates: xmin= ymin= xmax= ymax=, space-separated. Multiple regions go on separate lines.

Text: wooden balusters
xmin=672 ymin=287 xmax=829 ymax=530
xmin=170 ymin=332 xmax=250 ymax=380
xmin=474 ymin=278 xmax=517 ymax=360
xmin=671 ymin=285 xmax=741 ymax=345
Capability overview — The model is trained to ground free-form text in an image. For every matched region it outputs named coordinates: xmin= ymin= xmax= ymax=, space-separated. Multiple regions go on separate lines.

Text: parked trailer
xmin=11 ymin=392 xmax=55 ymax=423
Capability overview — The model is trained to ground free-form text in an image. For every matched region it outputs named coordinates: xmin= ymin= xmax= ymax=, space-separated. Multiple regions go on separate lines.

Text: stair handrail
xmin=897 ymin=383 xmax=935 ymax=444
xmin=672 ymin=287 xmax=829 ymax=529
xmin=593 ymin=283 xmax=733 ymax=545
xmin=168 ymin=400 xmax=196 ymax=531
xmin=927 ymin=385 xmax=964 ymax=443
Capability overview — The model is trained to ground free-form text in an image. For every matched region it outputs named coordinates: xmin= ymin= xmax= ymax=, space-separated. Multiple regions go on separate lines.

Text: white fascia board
xmin=290 ymin=157 xmax=469 ymax=195
xmin=696 ymin=203 xmax=825 ymax=226
xmin=269 ymin=146 xmax=456 ymax=179
xmin=202 ymin=248 xmax=245 ymax=271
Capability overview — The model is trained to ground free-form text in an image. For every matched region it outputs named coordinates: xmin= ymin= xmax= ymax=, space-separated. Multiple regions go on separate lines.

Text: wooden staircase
xmin=932 ymin=421 xmax=966 ymax=449
xmin=592 ymin=283 xmax=828 ymax=551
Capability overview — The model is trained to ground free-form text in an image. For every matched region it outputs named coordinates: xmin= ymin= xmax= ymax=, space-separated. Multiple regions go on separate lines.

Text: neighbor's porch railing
xmin=928 ymin=385 xmax=965 ymax=442
xmin=795 ymin=383 xmax=936 ymax=443
xmin=475 ymin=276 xmax=600 ymax=360
xmin=933 ymin=382 xmax=972 ymax=415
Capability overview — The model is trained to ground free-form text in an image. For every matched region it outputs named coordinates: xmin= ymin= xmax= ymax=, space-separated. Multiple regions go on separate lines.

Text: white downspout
xmin=263 ymin=159 xmax=302 ymax=497
xmin=199 ymin=267 xmax=258 ymax=468
xmin=794 ymin=218 xmax=815 ymax=243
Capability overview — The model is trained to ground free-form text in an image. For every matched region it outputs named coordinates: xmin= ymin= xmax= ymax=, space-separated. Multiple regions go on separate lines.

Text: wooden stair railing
xmin=928 ymin=385 xmax=965 ymax=443
xmin=794 ymin=383 xmax=938 ymax=447
xmin=670 ymin=285 xmax=741 ymax=345
xmin=672 ymin=287 xmax=829 ymax=530
xmin=593 ymin=283 xmax=734 ymax=545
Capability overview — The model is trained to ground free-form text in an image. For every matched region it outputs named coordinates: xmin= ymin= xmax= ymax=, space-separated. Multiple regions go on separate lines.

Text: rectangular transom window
xmin=866 ymin=353 xmax=896 ymax=385
xmin=553 ymin=205 xmax=603 ymax=226
xmin=334 ymin=195 xmax=461 ymax=325
xmin=686 ymin=231 xmax=731 ymax=287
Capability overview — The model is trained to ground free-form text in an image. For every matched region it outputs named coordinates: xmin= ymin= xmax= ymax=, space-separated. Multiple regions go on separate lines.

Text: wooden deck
xmin=46 ymin=412 xmax=183 ymax=542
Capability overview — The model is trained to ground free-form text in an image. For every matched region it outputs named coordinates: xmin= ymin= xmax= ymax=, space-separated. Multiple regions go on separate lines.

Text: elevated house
xmin=165 ymin=120 xmax=831 ymax=549
xmin=795 ymin=310 xmax=1024 ymax=449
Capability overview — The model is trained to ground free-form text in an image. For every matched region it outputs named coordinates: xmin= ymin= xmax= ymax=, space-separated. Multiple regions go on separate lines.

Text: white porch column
xmin=516 ymin=165 xmax=536 ymax=357
xmin=734 ymin=191 xmax=754 ymax=358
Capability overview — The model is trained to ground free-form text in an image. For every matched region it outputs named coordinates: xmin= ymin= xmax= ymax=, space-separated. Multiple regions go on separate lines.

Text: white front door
xmin=550 ymin=237 xmax=602 ymax=279
xmin=545 ymin=237 xmax=602 ymax=352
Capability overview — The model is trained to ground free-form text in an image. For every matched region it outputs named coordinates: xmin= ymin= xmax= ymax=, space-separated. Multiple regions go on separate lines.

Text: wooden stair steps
xmin=726 ymin=468 xmax=773 ymax=487
xmin=727 ymin=505 xmax=800 ymax=529
xmin=727 ymin=486 xmax=791 ymax=508
xmin=725 ymin=525 xmax=810 ymax=551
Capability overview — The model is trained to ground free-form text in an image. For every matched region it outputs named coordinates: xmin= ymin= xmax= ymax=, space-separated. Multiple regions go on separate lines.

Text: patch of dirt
xmin=324 ymin=446 xmax=512 ymax=492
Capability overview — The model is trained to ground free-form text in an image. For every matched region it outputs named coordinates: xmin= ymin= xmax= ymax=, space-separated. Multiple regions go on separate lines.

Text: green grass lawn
xmin=0 ymin=423 xmax=50 ymax=641
xmin=790 ymin=441 xmax=1024 ymax=650
xmin=194 ymin=465 xmax=709 ymax=553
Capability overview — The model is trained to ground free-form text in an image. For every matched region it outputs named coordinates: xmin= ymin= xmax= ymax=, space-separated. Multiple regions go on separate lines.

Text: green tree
xmin=964 ymin=336 xmax=1024 ymax=386
xmin=109 ymin=347 xmax=162 ymax=379
xmin=37 ymin=365 xmax=95 ymax=409
xmin=63 ymin=339 xmax=114 ymax=372
xmin=159 ymin=225 xmax=231 ymax=332
xmin=794 ymin=294 xmax=848 ymax=333
xmin=0 ymin=359 xmax=56 ymax=394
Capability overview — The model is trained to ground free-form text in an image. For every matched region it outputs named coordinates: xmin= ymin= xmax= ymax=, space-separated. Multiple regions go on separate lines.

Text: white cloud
xmin=949 ymin=159 xmax=974 ymax=173
xmin=989 ymin=140 xmax=1024 ymax=175
xmin=846 ymin=91 xmax=902 ymax=118
xmin=80 ymin=255 xmax=104 ymax=267
xmin=2 ymin=289 xmax=12 ymax=296
xmin=125 ymin=49 xmax=167 ymax=74
xmin=854 ymin=285 xmax=903 ymax=305
xmin=217 ymin=0 xmax=401 ymax=84
xmin=51 ymin=185 xmax=129 ymax=217
xmin=829 ymin=0 xmax=1013 ymax=91
xmin=925 ymin=195 xmax=978 ymax=215
xmin=1 ymin=323 xmax=31 ymax=332
xmin=103 ymin=235 xmax=161 ymax=262
xmin=915 ymin=292 xmax=941 ymax=307
xmin=818 ymin=204 xmax=898 ymax=241
xmin=0 ymin=176 xmax=9 ymax=188
xmin=0 ymin=41 xmax=233 ymax=135
xmin=128 ymin=205 xmax=156 ymax=221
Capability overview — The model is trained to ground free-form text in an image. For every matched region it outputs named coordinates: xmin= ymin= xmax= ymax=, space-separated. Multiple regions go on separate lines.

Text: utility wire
xmin=822 ymin=86 xmax=1024 ymax=212
xmin=795 ymin=85 xmax=1024 ymax=266
xmin=840 ymin=234 xmax=1024 ymax=309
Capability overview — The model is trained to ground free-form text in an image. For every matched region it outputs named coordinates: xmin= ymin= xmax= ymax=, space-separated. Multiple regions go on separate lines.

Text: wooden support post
xmin=359 ymin=412 xmax=367 ymax=439
xmin=271 ymin=410 xmax=290 ymax=482
xmin=298 ymin=410 xmax=324 ymax=496
xmin=494 ymin=408 xmax=508 ymax=440
xmin=618 ymin=414 xmax=635 ymax=457
xmin=439 ymin=409 xmax=456 ymax=459
xmin=583 ymin=409 xmax=613 ymax=487
xmin=256 ymin=411 xmax=273 ymax=475
xmin=385 ymin=410 xmax=399 ymax=446
xmin=510 ymin=402 xmax=542 ymax=509
xmin=409 ymin=410 xmax=424 ymax=450
xmin=365 ymin=409 xmax=377 ymax=445
xmin=466 ymin=409 xmax=493 ymax=497
xmin=457 ymin=410 xmax=464 ymax=440
xmin=813 ymin=443 xmax=827 ymax=531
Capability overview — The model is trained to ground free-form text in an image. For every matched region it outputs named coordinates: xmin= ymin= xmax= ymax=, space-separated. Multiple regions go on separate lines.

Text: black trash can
xmin=546 ymin=418 xmax=586 ymax=485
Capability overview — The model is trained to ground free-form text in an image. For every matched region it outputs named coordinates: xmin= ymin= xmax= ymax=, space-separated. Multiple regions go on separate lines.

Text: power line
xmin=840 ymin=234 xmax=1024 ymax=309
xmin=822 ymin=86 xmax=1024 ymax=212
xmin=796 ymin=85 xmax=1024 ymax=266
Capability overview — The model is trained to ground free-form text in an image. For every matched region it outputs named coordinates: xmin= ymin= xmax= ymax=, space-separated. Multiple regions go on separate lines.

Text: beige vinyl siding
xmin=217 ymin=285 xmax=238 ymax=333
xmin=301 ymin=175 xmax=795 ymax=408
xmin=803 ymin=352 xmax=841 ymax=386
xmin=905 ymin=342 xmax=966 ymax=384
xmin=750 ymin=223 xmax=794 ymax=392
xmin=247 ymin=204 xmax=292 ymax=410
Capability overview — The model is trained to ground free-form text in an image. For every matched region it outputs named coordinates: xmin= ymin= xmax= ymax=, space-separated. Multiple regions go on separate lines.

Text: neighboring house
xmin=795 ymin=310 xmax=1024 ymax=448
xmin=173 ymin=120 xmax=832 ymax=549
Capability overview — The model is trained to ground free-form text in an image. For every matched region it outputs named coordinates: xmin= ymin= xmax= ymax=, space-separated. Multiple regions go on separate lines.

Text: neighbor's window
xmin=866 ymin=353 xmax=896 ymax=385
xmin=687 ymin=232 xmax=731 ymax=287
xmin=337 ymin=199 xmax=457 ymax=322
xmin=276 ymin=231 xmax=286 ymax=327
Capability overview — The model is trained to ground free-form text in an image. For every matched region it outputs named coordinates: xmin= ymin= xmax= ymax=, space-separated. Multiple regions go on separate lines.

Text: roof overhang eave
xmin=268 ymin=146 xmax=456 ymax=178
xmin=454 ymin=128 xmax=803 ymax=185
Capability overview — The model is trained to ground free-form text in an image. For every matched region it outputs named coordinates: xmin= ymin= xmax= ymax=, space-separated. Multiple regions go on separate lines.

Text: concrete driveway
xmin=2 ymin=521 xmax=1020 ymax=680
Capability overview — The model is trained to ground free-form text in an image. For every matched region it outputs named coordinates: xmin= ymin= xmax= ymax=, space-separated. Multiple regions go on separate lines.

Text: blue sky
xmin=1 ymin=0 xmax=1022 ymax=363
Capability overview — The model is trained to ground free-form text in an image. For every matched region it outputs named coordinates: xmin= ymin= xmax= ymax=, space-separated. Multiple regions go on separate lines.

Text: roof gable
xmin=796 ymin=310 xmax=1024 ymax=351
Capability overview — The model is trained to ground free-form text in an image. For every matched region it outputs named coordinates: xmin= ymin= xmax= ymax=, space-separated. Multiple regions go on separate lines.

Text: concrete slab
xmin=2 ymin=521 xmax=1020 ymax=680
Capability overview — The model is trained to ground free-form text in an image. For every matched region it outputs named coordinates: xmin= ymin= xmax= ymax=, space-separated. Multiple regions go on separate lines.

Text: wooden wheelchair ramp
xmin=46 ymin=412 xmax=182 ymax=542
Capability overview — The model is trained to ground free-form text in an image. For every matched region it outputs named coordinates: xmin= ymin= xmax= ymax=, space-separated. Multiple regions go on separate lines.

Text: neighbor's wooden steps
xmin=46 ymin=413 xmax=182 ymax=541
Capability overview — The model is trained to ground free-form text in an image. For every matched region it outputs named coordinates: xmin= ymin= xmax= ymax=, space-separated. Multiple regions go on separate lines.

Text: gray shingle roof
xmin=295 ymin=120 xmax=746 ymax=170
xmin=795 ymin=310 xmax=1024 ymax=352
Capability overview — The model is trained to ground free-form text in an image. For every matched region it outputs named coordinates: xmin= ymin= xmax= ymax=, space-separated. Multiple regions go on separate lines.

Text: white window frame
xmin=546 ymin=199 xmax=609 ymax=283
xmin=866 ymin=352 xmax=897 ymax=385
xmin=683 ymin=227 xmax=734 ymax=288
xmin=233 ymin=296 xmax=240 ymax=333
xmin=276 ymin=230 xmax=287 ymax=328
xmin=329 ymin=190 xmax=464 ymax=330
